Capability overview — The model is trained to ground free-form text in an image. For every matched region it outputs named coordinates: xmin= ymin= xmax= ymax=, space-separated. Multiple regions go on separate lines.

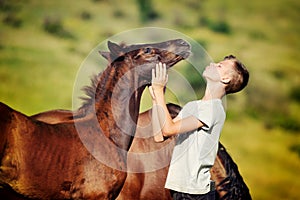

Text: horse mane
xmin=75 ymin=65 xmax=112 ymax=117
xmin=217 ymin=143 xmax=252 ymax=200
xmin=79 ymin=73 xmax=102 ymax=108
xmin=75 ymin=42 xmax=130 ymax=116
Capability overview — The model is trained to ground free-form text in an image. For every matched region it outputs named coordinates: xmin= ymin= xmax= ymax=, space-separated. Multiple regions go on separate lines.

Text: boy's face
xmin=203 ymin=59 xmax=235 ymax=84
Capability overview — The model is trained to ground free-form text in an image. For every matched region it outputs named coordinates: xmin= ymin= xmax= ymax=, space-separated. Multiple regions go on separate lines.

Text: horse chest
xmin=68 ymin=159 xmax=126 ymax=199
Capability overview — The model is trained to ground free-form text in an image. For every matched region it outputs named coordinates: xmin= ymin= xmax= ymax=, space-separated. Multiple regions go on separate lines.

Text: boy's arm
xmin=152 ymin=102 xmax=164 ymax=142
xmin=151 ymin=63 xmax=205 ymax=137
xmin=149 ymin=85 xmax=164 ymax=142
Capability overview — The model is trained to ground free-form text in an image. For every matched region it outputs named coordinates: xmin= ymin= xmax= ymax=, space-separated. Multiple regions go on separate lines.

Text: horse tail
xmin=217 ymin=142 xmax=252 ymax=200
xmin=0 ymin=102 xmax=13 ymax=160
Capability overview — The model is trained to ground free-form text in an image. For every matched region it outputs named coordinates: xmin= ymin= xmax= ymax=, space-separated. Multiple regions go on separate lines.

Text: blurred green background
xmin=0 ymin=0 xmax=299 ymax=199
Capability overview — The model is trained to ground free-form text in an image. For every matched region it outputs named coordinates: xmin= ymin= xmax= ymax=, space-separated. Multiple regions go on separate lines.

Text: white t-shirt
xmin=165 ymin=99 xmax=225 ymax=194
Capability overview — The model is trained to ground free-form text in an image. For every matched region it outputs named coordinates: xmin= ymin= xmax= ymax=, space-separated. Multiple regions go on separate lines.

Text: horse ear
xmin=99 ymin=51 xmax=110 ymax=61
xmin=108 ymin=41 xmax=123 ymax=55
xmin=107 ymin=41 xmax=124 ymax=62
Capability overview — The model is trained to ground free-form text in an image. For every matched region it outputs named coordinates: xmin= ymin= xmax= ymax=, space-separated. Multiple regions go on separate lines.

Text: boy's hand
xmin=151 ymin=62 xmax=168 ymax=91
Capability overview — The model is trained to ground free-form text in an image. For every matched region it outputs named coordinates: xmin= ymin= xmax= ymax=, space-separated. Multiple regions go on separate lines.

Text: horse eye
xmin=144 ymin=48 xmax=152 ymax=54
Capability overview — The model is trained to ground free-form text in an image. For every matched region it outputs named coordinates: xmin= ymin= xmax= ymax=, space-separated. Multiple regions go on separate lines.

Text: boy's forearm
xmin=152 ymin=103 xmax=164 ymax=142
xmin=152 ymin=88 xmax=174 ymax=136
xmin=150 ymin=62 xmax=173 ymax=138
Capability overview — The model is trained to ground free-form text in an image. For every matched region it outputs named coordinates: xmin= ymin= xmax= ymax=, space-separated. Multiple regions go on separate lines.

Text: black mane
xmin=216 ymin=143 xmax=252 ymax=200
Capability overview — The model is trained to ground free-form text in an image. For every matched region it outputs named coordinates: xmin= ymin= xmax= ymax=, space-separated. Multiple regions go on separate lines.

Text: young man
xmin=149 ymin=55 xmax=249 ymax=200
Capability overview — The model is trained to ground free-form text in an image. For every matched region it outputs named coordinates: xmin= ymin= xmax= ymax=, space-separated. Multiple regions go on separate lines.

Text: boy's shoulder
xmin=182 ymin=99 xmax=223 ymax=113
xmin=186 ymin=99 xmax=222 ymax=106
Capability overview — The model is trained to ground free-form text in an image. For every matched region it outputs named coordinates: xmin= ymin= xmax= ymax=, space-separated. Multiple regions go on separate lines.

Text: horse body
xmin=0 ymin=102 xmax=127 ymax=199
xmin=0 ymin=39 xmax=191 ymax=199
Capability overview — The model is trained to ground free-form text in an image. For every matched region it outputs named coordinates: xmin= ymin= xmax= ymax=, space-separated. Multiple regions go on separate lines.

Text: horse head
xmin=99 ymin=39 xmax=191 ymax=87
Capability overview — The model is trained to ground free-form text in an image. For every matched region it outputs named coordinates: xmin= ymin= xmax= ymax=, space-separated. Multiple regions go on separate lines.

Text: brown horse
xmin=117 ymin=103 xmax=252 ymax=200
xmin=0 ymin=39 xmax=191 ymax=199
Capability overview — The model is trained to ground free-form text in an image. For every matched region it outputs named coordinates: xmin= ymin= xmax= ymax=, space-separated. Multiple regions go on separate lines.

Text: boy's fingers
xmin=153 ymin=62 xmax=168 ymax=85
xmin=160 ymin=62 xmax=165 ymax=80
xmin=160 ymin=62 xmax=163 ymax=79
xmin=152 ymin=68 xmax=155 ymax=79
xmin=156 ymin=63 xmax=160 ymax=78
xmin=163 ymin=63 xmax=166 ymax=80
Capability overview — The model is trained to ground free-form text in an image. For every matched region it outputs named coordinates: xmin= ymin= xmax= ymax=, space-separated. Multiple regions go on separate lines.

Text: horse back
xmin=31 ymin=109 xmax=74 ymax=124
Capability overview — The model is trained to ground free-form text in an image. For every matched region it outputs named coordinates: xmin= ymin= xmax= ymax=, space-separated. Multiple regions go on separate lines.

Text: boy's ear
xmin=221 ymin=77 xmax=231 ymax=84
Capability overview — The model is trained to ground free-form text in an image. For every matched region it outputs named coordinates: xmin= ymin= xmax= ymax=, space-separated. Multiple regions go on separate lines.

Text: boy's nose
xmin=208 ymin=63 xmax=215 ymax=69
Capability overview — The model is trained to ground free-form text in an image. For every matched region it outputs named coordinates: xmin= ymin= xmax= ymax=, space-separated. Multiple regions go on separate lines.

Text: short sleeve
xmin=181 ymin=101 xmax=215 ymax=131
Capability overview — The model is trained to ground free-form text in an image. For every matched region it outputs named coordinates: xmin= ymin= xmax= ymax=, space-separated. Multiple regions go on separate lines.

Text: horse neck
xmin=93 ymin=64 xmax=144 ymax=150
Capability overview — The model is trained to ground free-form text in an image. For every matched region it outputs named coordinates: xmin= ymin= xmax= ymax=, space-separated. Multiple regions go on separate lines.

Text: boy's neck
xmin=202 ymin=81 xmax=226 ymax=101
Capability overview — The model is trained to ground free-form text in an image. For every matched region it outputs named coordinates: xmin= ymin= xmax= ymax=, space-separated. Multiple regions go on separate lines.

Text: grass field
xmin=0 ymin=0 xmax=299 ymax=199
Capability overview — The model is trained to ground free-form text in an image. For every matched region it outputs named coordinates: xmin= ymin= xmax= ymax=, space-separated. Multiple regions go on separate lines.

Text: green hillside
xmin=0 ymin=0 xmax=299 ymax=199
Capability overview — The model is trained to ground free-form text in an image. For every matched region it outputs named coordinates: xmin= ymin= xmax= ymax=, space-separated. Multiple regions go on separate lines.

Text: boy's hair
xmin=223 ymin=55 xmax=249 ymax=94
